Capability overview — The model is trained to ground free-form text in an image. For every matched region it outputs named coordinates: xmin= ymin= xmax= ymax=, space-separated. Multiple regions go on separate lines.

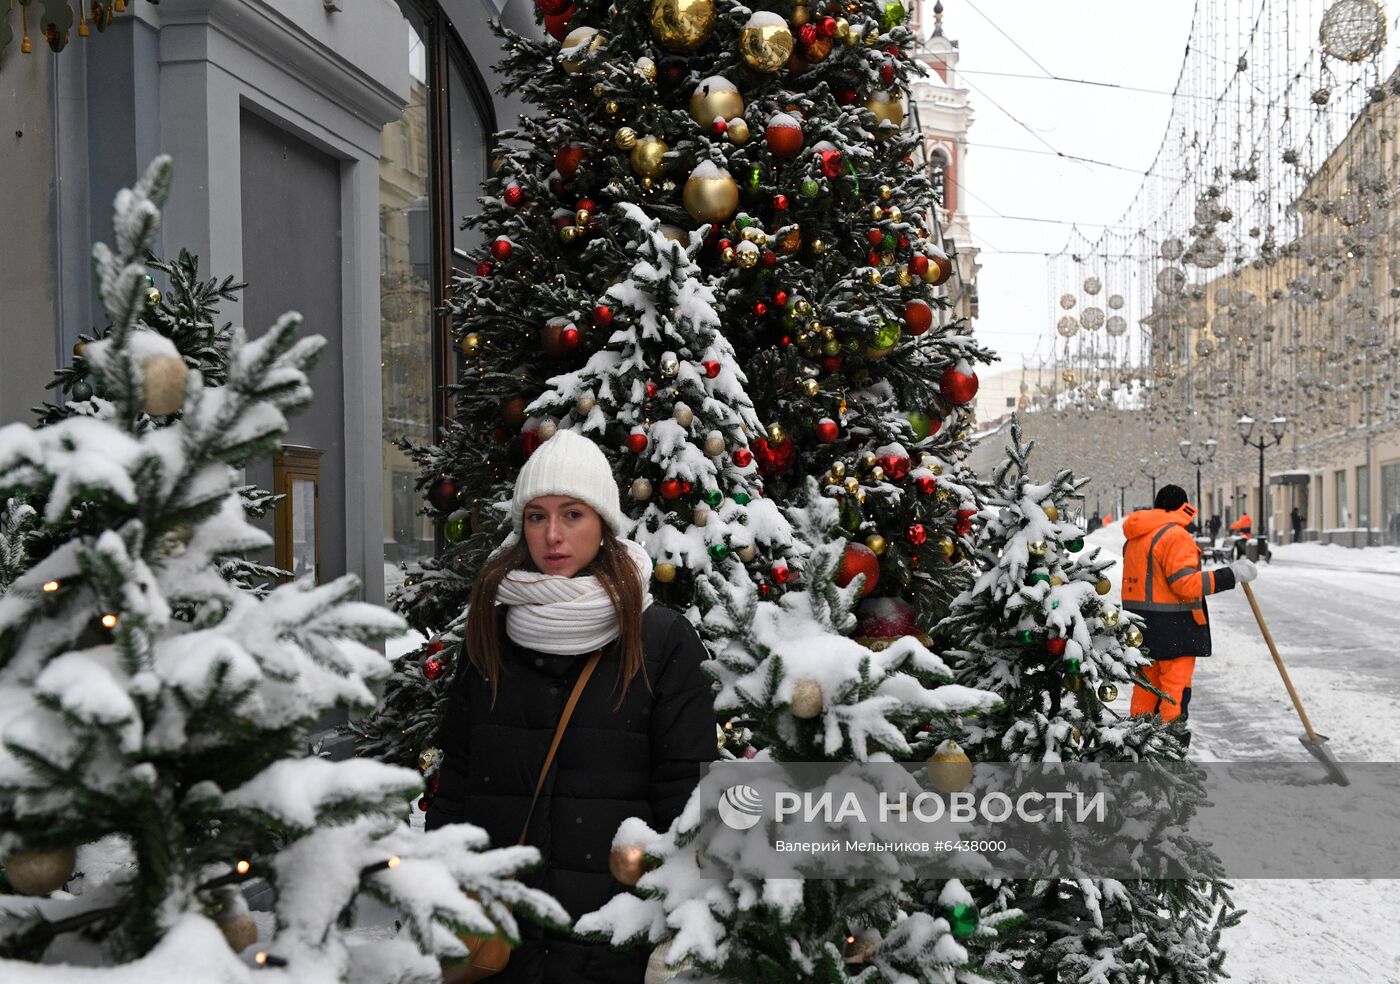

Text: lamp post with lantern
xmin=1237 ymin=415 xmax=1287 ymax=542
xmin=1179 ymin=436 xmax=1218 ymax=516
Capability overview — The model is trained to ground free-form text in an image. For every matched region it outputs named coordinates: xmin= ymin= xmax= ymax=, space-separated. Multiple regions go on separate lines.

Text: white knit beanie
xmin=511 ymin=428 xmax=626 ymax=534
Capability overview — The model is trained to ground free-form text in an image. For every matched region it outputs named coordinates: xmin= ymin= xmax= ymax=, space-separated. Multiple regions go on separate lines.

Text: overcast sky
xmin=931 ymin=1 xmax=1197 ymax=371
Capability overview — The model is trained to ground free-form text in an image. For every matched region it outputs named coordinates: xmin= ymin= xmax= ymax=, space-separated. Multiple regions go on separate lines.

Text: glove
xmin=1230 ymin=558 xmax=1258 ymax=584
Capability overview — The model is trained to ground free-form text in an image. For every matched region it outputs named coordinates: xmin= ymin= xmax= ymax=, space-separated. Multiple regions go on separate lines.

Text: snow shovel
xmin=1241 ymin=581 xmax=1350 ymax=786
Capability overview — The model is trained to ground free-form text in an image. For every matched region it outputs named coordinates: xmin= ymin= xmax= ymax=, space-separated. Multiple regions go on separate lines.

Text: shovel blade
xmin=1299 ymin=733 xmax=1350 ymax=787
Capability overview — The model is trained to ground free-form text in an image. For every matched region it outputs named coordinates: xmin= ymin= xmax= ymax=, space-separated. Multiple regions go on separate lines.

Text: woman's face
xmin=522 ymin=496 xmax=603 ymax=577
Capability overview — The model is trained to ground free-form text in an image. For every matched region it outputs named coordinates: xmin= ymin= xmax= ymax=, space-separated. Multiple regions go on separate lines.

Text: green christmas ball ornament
xmin=1029 ymin=571 xmax=1051 ymax=585
xmin=1063 ymin=657 xmax=1081 ymax=675
xmin=743 ymin=166 xmax=763 ymax=196
xmin=444 ymin=510 xmax=469 ymax=544
xmin=708 ymin=542 xmax=730 ymax=561
xmin=735 ymin=213 xmax=756 ymax=230
xmin=731 ymin=491 xmax=752 ymax=505
xmin=1067 ymin=537 xmax=1085 ymax=552
xmin=1016 ymin=629 xmax=1035 ymax=645
xmin=800 ymin=177 xmax=821 ymax=198
xmin=869 ymin=322 xmax=900 ymax=350
xmin=881 ymin=232 xmax=897 ymax=250
xmin=703 ymin=489 xmax=724 ymax=507
xmin=944 ymin=901 xmax=979 ymax=940
xmin=70 ymin=380 xmax=94 ymax=402
xmin=906 ymin=411 xmax=932 ymax=440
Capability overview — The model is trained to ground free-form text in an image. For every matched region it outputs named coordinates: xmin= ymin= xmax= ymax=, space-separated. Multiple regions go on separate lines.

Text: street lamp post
xmin=1236 ymin=415 xmax=1287 ymax=542
xmin=1139 ymin=456 xmax=1162 ymax=503
xmin=1179 ymin=436 xmax=1219 ymax=515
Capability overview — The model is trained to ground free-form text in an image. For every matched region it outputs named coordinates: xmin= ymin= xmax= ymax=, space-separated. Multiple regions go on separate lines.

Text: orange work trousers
xmin=1129 ymin=656 xmax=1197 ymax=723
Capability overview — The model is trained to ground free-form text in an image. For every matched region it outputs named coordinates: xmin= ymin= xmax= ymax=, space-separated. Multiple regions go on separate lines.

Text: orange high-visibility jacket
xmin=1121 ymin=503 xmax=1238 ymax=660
xmin=1230 ymin=513 xmax=1252 ymax=533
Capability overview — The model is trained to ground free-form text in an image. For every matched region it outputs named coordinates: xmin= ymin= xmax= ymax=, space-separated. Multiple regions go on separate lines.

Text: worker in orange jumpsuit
xmin=1230 ymin=512 xmax=1252 ymax=535
xmin=1122 ymin=485 xmax=1257 ymax=732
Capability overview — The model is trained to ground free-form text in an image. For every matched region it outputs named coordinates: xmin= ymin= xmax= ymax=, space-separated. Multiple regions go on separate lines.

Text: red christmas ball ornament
xmin=476 ymin=260 xmax=494 ymax=277
xmin=1047 ymin=637 xmax=1068 ymax=657
xmin=906 ymin=523 xmax=927 ymax=545
xmin=593 ymin=304 xmax=613 ymax=327
xmin=535 ymin=0 xmax=570 ymax=15
xmin=732 ymin=447 xmax=754 ymax=468
xmin=428 ymin=476 xmax=460 ymax=512
xmin=940 ymin=365 xmax=980 ymax=405
xmin=854 ymin=596 xmax=918 ymax=640
xmin=880 ymin=62 xmax=895 ymax=85
xmin=866 ymin=227 xmax=885 ymax=246
xmin=819 ymin=15 xmax=838 ymax=37
xmin=544 ymin=6 xmax=574 ymax=40
xmin=503 ymin=184 xmax=525 ymax=207
xmin=753 ymin=301 xmax=768 ymax=317
xmin=898 ymin=235 xmax=909 ymax=248
xmin=575 ymin=197 xmax=598 ymax=215
xmin=815 ymin=418 xmax=839 ymax=443
xmin=765 ymin=114 xmax=804 ymax=157
xmin=956 ymin=508 xmax=977 ymax=522
xmin=681 ymin=481 xmax=693 ymax=494
xmin=521 ymin=428 xmax=544 ymax=457
xmin=491 ymin=237 xmax=513 ymax=260
xmin=751 ymin=436 xmax=796 ymax=477
xmin=778 ymin=334 xmax=792 ymax=349
xmin=915 ymin=475 xmax=937 ymax=495
xmin=928 ymin=416 xmax=943 ymax=436
xmin=762 ymin=250 xmax=777 ymax=268
xmin=773 ymin=194 xmax=789 ymax=211
xmin=626 ymin=432 xmax=649 ymax=454
xmin=554 ymin=145 xmax=584 ymax=183
xmin=704 ymin=360 xmax=721 ymax=378
xmin=867 ymin=251 xmax=881 ymax=267
xmin=645 ymin=382 xmax=659 ymax=398
xmin=884 ymin=44 xmax=899 ymax=56
xmin=798 ymin=23 xmax=818 ymax=45
xmin=817 ymin=148 xmax=845 ymax=178
xmin=717 ymin=238 xmax=732 ymax=252
xmin=773 ymin=289 xmax=789 ymax=306
xmin=661 ymin=479 xmax=684 ymax=500
xmin=904 ymin=299 xmax=933 ymax=336
xmin=772 ymin=564 xmax=791 ymax=585
xmin=426 ymin=638 xmax=446 ymax=656
xmin=419 ymin=796 xmax=431 ymax=812
xmin=876 ymin=452 xmax=910 ymax=480
xmin=428 ymin=775 xmax=441 ymax=795
xmin=822 ymin=355 xmax=842 ymax=373
xmin=835 ymin=541 xmax=881 ymax=597
xmin=711 ymin=119 xmax=728 ymax=136
xmin=909 ymin=254 xmax=930 ymax=276
xmin=423 ymin=657 xmax=446 ymax=680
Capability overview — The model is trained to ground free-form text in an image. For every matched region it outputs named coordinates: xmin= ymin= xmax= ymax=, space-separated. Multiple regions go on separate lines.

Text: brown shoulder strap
xmin=516 ymin=649 xmax=602 ymax=846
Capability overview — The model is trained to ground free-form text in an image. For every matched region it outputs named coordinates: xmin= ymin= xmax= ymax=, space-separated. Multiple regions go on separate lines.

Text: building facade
xmin=1 ymin=0 xmax=535 ymax=601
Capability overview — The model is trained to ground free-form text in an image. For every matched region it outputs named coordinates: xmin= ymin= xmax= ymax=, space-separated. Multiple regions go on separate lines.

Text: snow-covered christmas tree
xmin=0 ymin=158 xmax=568 ymax=980
xmin=936 ymin=417 xmax=1240 ymax=983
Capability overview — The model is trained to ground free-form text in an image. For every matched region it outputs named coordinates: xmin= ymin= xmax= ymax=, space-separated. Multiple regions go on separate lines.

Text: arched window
xmin=928 ymin=147 xmax=950 ymax=207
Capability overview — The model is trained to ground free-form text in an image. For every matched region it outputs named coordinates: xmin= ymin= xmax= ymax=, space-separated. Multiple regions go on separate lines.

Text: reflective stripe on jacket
xmin=1121 ymin=503 xmax=1237 ymax=660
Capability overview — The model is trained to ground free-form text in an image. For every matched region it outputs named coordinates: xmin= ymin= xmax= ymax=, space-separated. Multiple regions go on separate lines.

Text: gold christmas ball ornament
xmin=560 ymin=225 xmax=581 ymax=243
xmin=926 ymin=739 xmax=972 ymax=793
xmin=142 ymin=354 xmax=190 ymax=416
xmin=737 ymin=543 xmax=757 ymax=562
xmin=604 ymin=99 xmax=620 ymax=116
xmin=1027 ymin=539 xmax=1048 ymax=557
xmin=632 ymin=478 xmax=654 ymax=501
xmin=575 ymin=394 xmax=596 ymax=416
xmin=630 ymin=136 xmax=670 ymax=178
xmin=458 ymin=333 xmax=480 ymax=357
xmin=219 ymin=914 xmax=259 ymax=953
xmin=692 ymin=503 xmax=710 ymax=527
xmin=1042 ymin=503 xmax=1059 ymax=522
xmin=896 ymin=268 xmax=913 ymax=287
xmin=865 ymin=534 xmax=886 ymax=555
xmin=635 ymin=56 xmax=658 ymax=82
xmin=864 ymin=90 xmax=905 ymax=136
xmin=609 ymin=843 xmax=649 ymax=886
xmin=2 ymin=846 xmax=76 ymax=895
xmin=830 ymin=460 xmax=847 ymax=479
xmin=800 ymin=377 xmax=819 ymax=397
xmin=735 ymin=242 xmax=761 ymax=268
xmin=1095 ymin=578 xmax=1113 ymax=596
xmin=418 ymin=746 xmax=440 ymax=772
xmin=859 ymin=451 xmax=877 ymax=470
xmin=537 ymin=419 xmax=558 ymax=441
xmin=559 ymin=26 xmax=606 ymax=73
xmin=646 ymin=940 xmax=695 ymax=982
xmin=843 ymin=476 xmax=861 ymax=495
xmin=1098 ymin=682 xmax=1119 ymax=703
xmin=767 ymin=422 xmax=786 ymax=443
xmin=1100 ymin=607 xmax=1120 ymax=627
xmin=791 ymin=1 xmax=810 ymax=24
xmin=673 ymin=403 xmax=695 ymax=427
xmin=865 ymin=268 xmax=882 ymax=285
xmin=1125 ymin=626 xmax=1145 ymax=648
xmin=682 ymin=162 xmax=740 ymax=223
xmin=689 ymin=76 xmax=744 ymax=128
xmin=704 ymin=431 xmax=726 ymax=456
xmin=575 ymin=207 xmax=592 ymax=226
xmin=615 ymin=127 xmax=638 ymax=150
xmin=650 ymin=0 xmax=716 ymax=51
xmin=790 ymin=678 xmax=824 ymax=719
xmin=739 ymin=12 xmax=794 ymax=72
xmin=654 ymin=561 xmax=678 ymax=583
xmin=727 ymin=118 xmax=750 ymax=144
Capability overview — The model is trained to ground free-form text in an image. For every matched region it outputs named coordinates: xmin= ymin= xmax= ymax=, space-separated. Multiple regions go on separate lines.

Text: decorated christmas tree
xmin=935 ymin=418 xmax=1240 ymax=982
xmin=0 ymin=158 xmax=567 ymax=979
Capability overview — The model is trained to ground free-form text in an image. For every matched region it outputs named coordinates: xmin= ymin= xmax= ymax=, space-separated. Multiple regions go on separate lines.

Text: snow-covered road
xmin=1086 ymin=527 xmax=1400 ymax=983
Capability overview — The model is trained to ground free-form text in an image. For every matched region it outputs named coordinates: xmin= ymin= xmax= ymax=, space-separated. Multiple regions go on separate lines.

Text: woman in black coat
xmin=427 ymin=429 xmax=718 ymax=983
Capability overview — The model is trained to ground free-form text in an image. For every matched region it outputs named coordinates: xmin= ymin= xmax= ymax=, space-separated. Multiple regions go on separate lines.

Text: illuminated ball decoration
xmin=738 ymin=12 xmax=793 ymax=72
xmin=689 ymin=76 xmax=743 ymax=128
xmin=683 ymin=162 xmax=739 ymax=223
xmin=649 ymin=0 xmax=716 ymax=51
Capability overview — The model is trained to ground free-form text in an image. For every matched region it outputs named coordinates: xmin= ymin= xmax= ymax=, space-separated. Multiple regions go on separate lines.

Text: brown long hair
xmin=464 ymin=525 xmax=648 ymax=709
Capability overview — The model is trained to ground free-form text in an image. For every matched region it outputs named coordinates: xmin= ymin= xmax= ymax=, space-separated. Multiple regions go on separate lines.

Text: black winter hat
xmin=1154 ymin=484 xmax=1189 ymax=511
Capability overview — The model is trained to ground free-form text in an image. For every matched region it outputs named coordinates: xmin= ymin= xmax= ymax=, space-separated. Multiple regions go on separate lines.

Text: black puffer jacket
xmin=426 ymin=603 xmax=717 ymax=983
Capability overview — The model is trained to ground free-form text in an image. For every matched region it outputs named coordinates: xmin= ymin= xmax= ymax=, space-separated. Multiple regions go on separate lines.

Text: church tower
xmin=909 ymin=1 xmax=980 ymax=322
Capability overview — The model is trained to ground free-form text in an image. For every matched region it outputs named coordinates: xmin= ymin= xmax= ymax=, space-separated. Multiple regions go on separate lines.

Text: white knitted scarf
xmin=496 ymin=537 xmax=654 ymax=654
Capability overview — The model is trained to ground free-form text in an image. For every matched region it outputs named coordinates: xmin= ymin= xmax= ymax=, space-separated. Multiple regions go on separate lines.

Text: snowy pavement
xmin=1085 ymin=526 xmax=1400 ymax=983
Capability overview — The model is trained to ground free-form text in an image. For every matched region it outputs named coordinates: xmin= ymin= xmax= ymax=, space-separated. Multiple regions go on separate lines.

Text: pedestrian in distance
xmin=428 ymin=429 xmax=717 ymax=983
xmin=1291 ymin=506 xmax=1303 ymax=544
xmin=1207 ymin=513 xmax=1221 ymax=546
xmin=1087 ymin=511 xmax=1103 ymax=533
xmin=1122 ymin=485 xmax=1258 ymax=740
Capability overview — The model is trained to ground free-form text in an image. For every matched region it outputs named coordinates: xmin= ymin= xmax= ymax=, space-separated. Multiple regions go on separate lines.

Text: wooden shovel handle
xmin=1241 ymin=581 xmax=1319 ymax=741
